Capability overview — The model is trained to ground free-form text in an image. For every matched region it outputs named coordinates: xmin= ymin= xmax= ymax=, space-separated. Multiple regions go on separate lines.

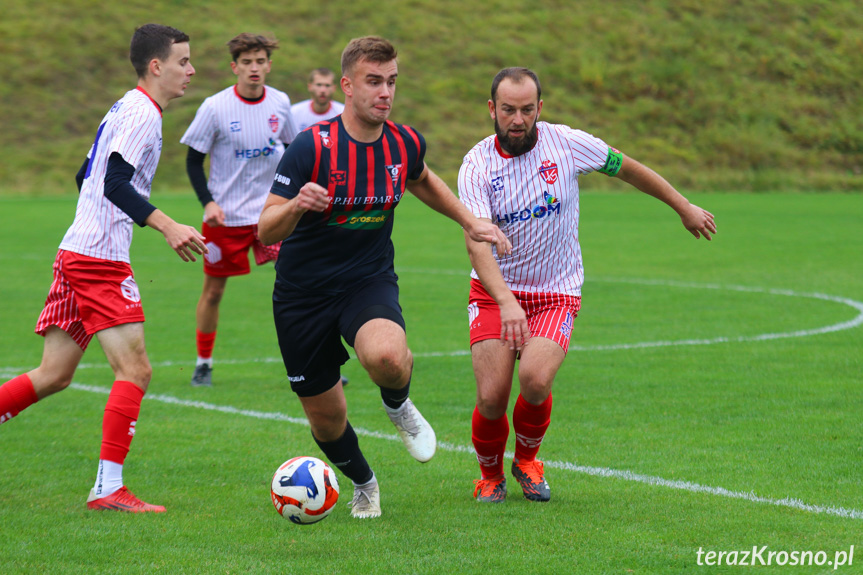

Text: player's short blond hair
xmin=340 ymin=36 xmax=397 ymax=77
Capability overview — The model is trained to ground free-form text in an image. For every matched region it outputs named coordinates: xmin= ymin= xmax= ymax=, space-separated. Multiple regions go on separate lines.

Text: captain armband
xmin=597 ymin=146 xmax=623 ymax=176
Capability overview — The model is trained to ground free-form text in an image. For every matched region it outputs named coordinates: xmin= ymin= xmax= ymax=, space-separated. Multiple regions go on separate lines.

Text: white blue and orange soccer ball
xmin=271 ymin=456 xmax=340 ymax=524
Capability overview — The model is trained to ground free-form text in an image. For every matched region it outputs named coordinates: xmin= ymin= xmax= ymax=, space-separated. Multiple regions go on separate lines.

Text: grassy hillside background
xmin=1 ymin=0 xmax=862 ymax=195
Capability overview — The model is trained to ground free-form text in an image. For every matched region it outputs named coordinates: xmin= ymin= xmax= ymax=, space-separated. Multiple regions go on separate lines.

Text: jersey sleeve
xmin=180 ymin=98 xmax=217 ymax=155
xmin=281 ymin=97 xmax=299 ymax=145
xmin=269 ymin=129 xmax=315 ymax=199
xmin=109 ymin=105 xmax=160 ymax=170
xmin=400 ymin=125 xmax=427 ymax=180
xmin=457 ymin=150 xmax=493 ymax=220
xmin=564 ymin=127 xmax=622 ymax=177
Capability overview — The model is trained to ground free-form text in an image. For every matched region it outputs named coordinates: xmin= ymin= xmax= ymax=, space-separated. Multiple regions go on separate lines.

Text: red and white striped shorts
xmin=467 ymin=278 xmax=581 ymax=352
xmin=35 ymin=250 xmax=146 ymax=350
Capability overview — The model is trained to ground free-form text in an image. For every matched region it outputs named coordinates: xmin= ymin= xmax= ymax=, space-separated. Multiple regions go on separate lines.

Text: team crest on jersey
xmin=230 ymin=121 xmax=241 ymax=133
xmin=330 ymin=170 xmax=347 ymax=185
xmin=491 ymin=176 xmax=505 ymax=193
xmin=269 ymin=115 xmax=279 ymax=133
xmin=385 ymin=163 xmax=403 ymax=184
xmin=319 ymin=131 xmax=333 ymax=149
xmin=539 ymin=160 xmax=559 ymax=184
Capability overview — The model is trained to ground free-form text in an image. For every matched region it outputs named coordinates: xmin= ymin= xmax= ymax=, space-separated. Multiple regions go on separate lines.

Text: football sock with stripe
xmin=100 ymin=380 xmax=144 ymax=465
xmin=380 ymin=377 xmax=410 ymax=410
xmin=512 ymin=393 xmax=553 ymax=463
xmin=0 ymin=374 xmax=38 ymax=425
xmin=196 ymin=329 xmax=216 ymax=366
xmin=313 ymin=421 xmax=374 ymax=485
xmin=471 ymin=406 xmax=510 ymax=478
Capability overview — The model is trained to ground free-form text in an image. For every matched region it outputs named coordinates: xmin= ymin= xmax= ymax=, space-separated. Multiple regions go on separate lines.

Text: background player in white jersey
xmin=290 ymin=68 xmax=345 ymax=132
xmin=181 ymin=33 xmax=299 ymax=387
xmin=459 ymin=67 xmax=717 ymax=503
xmin=0 ymin=24 xmax=205 ymax=512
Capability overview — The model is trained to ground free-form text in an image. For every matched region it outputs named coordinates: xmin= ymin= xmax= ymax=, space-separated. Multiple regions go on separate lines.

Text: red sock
xmin=513 ymin=393 xmax=553 ymax=463
xmin=196 ymin=329 xmax=217 ymax=359
xmin=100 ymin=381 xmax=145 ymax=464
xmin=0 ymin=374 xmax=38 ymax=425
xmin=471 ymin=406 xmax=509 ymax=478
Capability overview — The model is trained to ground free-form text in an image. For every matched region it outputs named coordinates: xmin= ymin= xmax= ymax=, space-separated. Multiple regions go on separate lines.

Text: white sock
xmin=93 ymin=460 xmax=124 ymax=497
xmin=196 ymin=357 xmax=213 ymax=368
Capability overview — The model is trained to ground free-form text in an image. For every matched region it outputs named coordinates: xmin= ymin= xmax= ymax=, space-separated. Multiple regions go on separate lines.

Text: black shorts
xmin=272 ymin=273 xmax=405 ymax=397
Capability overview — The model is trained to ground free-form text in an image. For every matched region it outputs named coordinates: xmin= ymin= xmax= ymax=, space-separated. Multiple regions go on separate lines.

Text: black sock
xmin=381 ymin=377 xmax=411 ymax=410
xmin=313 ymin=421 xmax=373 ymax=485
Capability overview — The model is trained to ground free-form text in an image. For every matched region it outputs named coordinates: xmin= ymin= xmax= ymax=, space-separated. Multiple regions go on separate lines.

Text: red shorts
xmin=468 ymin=278 xmax=581 ymax=353
xmin=35 ymin=250 xmax=146 ymax=350
xmin=202 ymin=223 xmax=280 ymax=277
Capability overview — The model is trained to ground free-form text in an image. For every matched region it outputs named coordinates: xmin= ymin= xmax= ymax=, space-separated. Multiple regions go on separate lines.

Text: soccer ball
xmin=271 ymin=456 xmax=340 ymax=524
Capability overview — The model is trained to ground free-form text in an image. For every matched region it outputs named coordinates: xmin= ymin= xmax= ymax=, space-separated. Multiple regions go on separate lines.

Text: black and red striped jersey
xmin=270 ymin=116 xmax=426 ymax=293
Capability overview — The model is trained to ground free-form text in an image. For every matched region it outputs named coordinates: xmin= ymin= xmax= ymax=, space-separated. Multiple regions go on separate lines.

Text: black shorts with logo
xmin=272 ymin=273 xmax=405 ymax=397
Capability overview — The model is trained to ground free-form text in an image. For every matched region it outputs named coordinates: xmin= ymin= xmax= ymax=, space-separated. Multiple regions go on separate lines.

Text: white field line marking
xmin=66 ymin=382 xmax=863 ymax=520
xmin=2 ymin=278 xmax=859 ymax=378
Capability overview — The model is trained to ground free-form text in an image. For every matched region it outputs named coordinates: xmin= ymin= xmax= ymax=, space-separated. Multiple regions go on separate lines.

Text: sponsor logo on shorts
xmin=120 ymin=276 xmax=141 ymax=303
xmin=204 ymin=242 xmax=222 ymax=265
xmin=468 ymin=302 xmax=479 ymax=327
xmin=560 ymin=311 xmax=573 ymax=338
xmin=329 ymin=209 xmax=392 ymax=229
xmin=288 ymin=375 xmax=306 ymax=383
xmin=494 ymin=191 xmax=561 ymax=225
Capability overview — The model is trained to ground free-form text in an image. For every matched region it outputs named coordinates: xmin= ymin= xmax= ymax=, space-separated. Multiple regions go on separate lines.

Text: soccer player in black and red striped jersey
xmin=258 ymin=36 xmax=511 ymax=519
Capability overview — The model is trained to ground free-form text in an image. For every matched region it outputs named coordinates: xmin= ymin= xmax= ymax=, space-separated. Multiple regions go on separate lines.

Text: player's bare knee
xmin=365 ymin=348 xmax=410 ymax=382
xmin=203 ymin=286 xmax=225 ymax=306
xmin=476 ymin=396 xmax=508 ymax=420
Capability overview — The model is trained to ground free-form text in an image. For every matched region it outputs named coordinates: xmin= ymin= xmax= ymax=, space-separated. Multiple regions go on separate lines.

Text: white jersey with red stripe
xmin=181 ymin=85 xmax=298 ymax=226
xmin=458 ymin=121 xmax=617 ymax=296
xmin=59 ymin=87 xmax=163 ymax=264
xmin=290 ymin=99 xmax=345 ymax=132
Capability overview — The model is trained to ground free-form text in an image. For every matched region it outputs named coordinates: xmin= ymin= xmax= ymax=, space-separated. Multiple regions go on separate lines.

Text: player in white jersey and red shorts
xmin=290 ymin=67 xmax=346 ymax=132
xmin=0 ymin=24 xmax=206 ymax=512
xmin=459 ymin=67 xmax=717 ymax=503
xmin=181 ymin=34 xmax=299 ymax=387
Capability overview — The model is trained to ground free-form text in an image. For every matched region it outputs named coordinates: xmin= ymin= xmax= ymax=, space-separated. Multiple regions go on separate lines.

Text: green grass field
xmin=1 ymin=191 xmax=861 ymax=574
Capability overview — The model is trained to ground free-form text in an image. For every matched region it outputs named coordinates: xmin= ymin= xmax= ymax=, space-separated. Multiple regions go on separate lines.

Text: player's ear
xmin=536 ymin=99 xmax=543 ymax=119
xmin=340 ymin=75 xmax=352 ymax=98
xmin=488 ymin=99 xmax=496 ymax=120
xmin=148 ymin=58 xmax=161 ymax=78
xmin=230 ymin=61 xmax=238 ymax=76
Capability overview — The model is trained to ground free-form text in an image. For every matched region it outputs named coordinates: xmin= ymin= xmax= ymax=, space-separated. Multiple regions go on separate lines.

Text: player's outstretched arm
xmin=615 ymin=155 xmax=717 ymax=240
xmin=258 ymin=183 xmax=329 ymax=246
xmin=464 ymin=226 xmax=529 ymax=351
xmin=145 ymin=210 xmax=208 ymax=262
xmin=408 ymin=165 xmax=512 ymax=255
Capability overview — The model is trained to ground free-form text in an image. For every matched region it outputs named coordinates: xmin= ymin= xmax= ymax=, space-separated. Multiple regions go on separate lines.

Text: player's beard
xmin=495 ymin=118 xmax=538 ymax=156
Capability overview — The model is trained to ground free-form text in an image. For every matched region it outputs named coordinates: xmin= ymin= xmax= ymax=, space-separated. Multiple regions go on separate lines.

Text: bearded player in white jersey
xmin=459 ymin=67 xmax=717 ymax=503
xmin=290 ymin=67 xmax=345 ymax=132
xmin=181 ymin=34 xmax=300 ymax=387
xmin=0 ymin=24 xmax=206 ymax=512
